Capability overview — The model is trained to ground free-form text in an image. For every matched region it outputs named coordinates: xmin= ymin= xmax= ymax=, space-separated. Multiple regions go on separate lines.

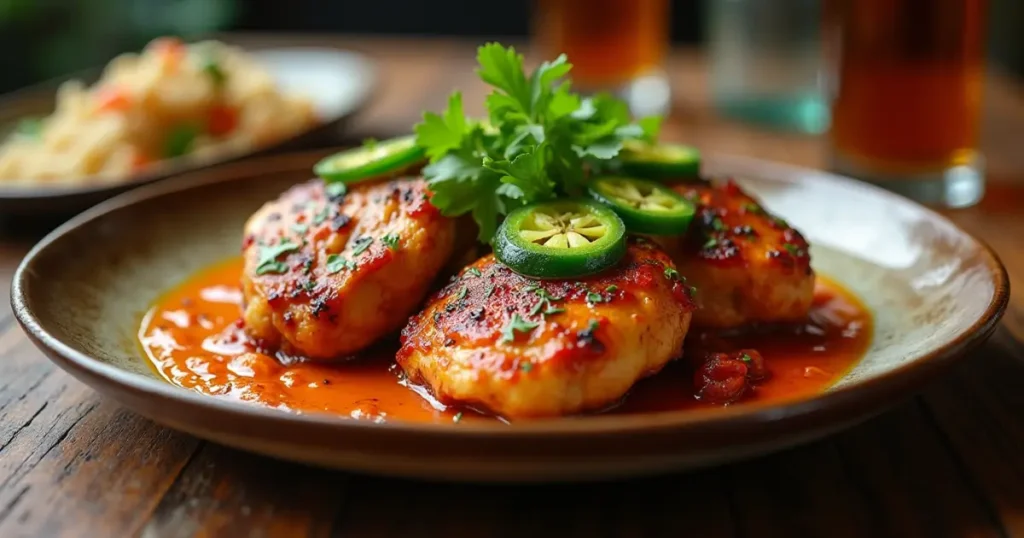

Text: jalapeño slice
xmin=619 ymin=140 xmax=701 ymax=179
xmin=587 ymin=176 xmax=695 ymax=235
xmin=314 ymin=135 xmax=425 ymax=184
xmin=494 ymin=199 xmax=627 ymax=279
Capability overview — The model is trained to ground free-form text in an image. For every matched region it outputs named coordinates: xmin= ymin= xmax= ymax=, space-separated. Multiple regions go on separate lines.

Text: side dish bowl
xmin=0 ymin=47 xmax=375 ymax=218
xmin=11 ymin=149 xmax=1008 ymax=482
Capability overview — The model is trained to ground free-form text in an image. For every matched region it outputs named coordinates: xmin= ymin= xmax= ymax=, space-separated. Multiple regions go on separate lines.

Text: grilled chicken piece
xmin=241 ymin=177 xmax=454 ymax=360
xmin=653 ymin=178 xmax=814 ymax=328
xmin=397 ymin=239 xmax=696 ymax=419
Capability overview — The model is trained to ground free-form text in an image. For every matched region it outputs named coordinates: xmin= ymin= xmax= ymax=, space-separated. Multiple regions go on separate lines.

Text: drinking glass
xmin=531 ymin=0 xmax=671 ymax=118
xmin=705 ymin=0 xmax=830 ymax=134
xmin=824 ymin=0 xmax=988 ymax=208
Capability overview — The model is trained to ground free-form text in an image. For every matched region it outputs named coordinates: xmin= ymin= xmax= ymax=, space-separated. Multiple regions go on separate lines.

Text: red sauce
xmin=139 ymin=257 xmax=872 ymax=424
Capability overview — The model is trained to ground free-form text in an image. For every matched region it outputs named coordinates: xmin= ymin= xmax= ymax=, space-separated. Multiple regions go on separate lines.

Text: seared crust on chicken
xmin=241 ymin=177 xmax=454 ymax=360
xmin=653 ymin=178 xmax=814 ymax=328
xmin=397 ymin=239 xmax=696 ymax=419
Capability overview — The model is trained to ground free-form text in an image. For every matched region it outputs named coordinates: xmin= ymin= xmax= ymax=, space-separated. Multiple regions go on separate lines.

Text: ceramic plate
xmin=11 ymin=149 xmax=1008 ymax=482
xmin=0 ymin=47 xmax=375 ymax=219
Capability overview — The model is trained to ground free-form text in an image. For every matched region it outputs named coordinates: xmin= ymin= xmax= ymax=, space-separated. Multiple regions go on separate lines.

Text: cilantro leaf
xmin=501 ymin=313 xmax=539 ymax=343
xmin=412 ymin=41 xmax=664 ymax=244
xmin=415 ymin=92 xmax=469 ymax=161
xmin=476 ymin=43 xmax=531 ymax=115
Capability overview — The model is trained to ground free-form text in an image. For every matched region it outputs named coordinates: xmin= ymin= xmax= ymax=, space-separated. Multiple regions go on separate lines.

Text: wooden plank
xmin=141 ymin=443 xmax=348 ymax=538
xmin=921 ymin=346 xmax=1024 ymax=535
xmin=0 ymin=324 xmax=200 ymax=538
xmin=831 ymin=397 xmax=1007 ymax=538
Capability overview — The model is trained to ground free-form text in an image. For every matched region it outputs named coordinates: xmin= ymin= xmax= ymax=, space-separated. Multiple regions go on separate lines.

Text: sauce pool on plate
xmin=139 ymin=257 xmax=873 ymax=424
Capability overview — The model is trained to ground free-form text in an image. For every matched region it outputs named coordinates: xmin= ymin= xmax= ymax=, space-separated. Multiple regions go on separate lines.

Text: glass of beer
xmin=825 ymin=0 xmax=987 ymax=208
xmin=531 ymin=0 xmax=671 ymax=118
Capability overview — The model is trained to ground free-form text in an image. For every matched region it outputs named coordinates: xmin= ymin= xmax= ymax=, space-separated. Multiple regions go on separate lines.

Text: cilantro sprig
xmin=414 ymin=42 xmax=661 ymax=243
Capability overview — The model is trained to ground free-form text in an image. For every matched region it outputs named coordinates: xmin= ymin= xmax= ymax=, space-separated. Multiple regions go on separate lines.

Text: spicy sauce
xmin=139 ymin=257 xmax=872 ymax=424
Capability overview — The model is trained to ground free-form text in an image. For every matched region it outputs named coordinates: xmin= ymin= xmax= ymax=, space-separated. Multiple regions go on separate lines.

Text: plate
xmin=11 ymin=149 xmax=1009 ymax=482
xmin=0 ymin=47 xmax=376 ymax=219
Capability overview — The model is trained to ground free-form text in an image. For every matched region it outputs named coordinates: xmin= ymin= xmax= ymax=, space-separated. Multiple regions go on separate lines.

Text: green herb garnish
xmin=586 ymin=291 xmax=605 ymax=305
xmin=543 ymin=306 xmax=565 ymax=316
xmin=605 ymin=285 xmax=618 ymax=293
xmin=325 ymin=254 xmax=352 ymax=274
xmin=520 ymin=362 xmax=534 ymax=373
xmin=413 ymin=42 xmax=661 ymax=243
xmin=501 ymin=313 xmax=539 ymax=343
xmin=466 ymin=267 xmax=482 ymax=277
xmin=664 ymin=267 xmax=680 ymax=281
xmin=325 ymin=182 xmax=347 ymax=200
xmin=351 ymin=236 xmax=373 ymax=255
xmin=381 ymin=233 xmax=400 ymax=250
xmin=255 ymin=240 xmax=299 ymax=275
xmin=452 ymin=412 xmax=463 ymax=423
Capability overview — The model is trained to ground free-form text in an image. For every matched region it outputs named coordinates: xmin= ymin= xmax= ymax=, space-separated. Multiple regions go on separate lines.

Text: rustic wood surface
xmin=1 ymin=34 xmax=1022 ymax=538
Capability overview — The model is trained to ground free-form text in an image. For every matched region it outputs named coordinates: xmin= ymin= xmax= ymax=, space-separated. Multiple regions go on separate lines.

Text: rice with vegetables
xmin=0 ymin=37 xmax=318 ymax=185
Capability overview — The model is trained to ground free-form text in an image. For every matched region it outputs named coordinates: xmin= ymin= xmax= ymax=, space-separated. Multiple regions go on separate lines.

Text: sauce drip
xmin=139 ymin=258 xmax=872 ymax=424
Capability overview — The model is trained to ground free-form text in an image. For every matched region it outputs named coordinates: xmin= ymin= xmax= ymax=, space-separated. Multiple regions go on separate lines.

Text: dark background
xmin=0 ymin=0 xmax=1019 ymax=94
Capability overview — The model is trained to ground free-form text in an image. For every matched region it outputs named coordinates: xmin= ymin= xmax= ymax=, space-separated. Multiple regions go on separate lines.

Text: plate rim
xmin=10 ymin=148 xmax=1011 ymax=439
xmin=0 ymin=46 xmax=377 ymax=201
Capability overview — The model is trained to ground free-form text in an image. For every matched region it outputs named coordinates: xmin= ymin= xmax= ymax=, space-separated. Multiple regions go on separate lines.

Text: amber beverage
xmin=532 ymin=0 xmax=670 ymax=115
xmin=826 ymin=0 xmax=987 ymax=207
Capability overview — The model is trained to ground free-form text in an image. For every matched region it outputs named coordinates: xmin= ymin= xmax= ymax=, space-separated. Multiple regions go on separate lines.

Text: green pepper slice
xmin=587 ymin=176 xmax=695 ymax=235
xmin=619 ymin=140 xmax=701 ymax=179
xmin=164 ymin=123 xmax=201 ymax=158
xmin=313 ymin=135 xmax=425 ymax=185
xmin=494 ymin=199 xmax=627 ymax=279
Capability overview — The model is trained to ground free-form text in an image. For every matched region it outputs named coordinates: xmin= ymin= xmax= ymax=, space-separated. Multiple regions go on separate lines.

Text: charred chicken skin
xmin=397 ymin=239 xmax=696 ymax=419
xmin=241 ymin=177 xmax=455 ymax=360
xmin=652 ymin=178 xmax=815 ymax=328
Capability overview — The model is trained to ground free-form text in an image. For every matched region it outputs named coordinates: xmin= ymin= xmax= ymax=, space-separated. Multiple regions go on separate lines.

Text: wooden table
xmin=1 ymin=35 xmax=1023 ymax=537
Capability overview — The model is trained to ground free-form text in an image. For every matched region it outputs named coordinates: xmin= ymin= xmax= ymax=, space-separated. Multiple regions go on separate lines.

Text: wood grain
xmin=0 ymin=35 xmax=1022 ymax=537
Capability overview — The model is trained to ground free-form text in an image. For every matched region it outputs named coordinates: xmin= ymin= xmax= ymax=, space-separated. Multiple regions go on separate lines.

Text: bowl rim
xmin=0 ymin=46 xmax=377 ymax=201
xmin=10 ymin=148 xmax=1010 ymax=439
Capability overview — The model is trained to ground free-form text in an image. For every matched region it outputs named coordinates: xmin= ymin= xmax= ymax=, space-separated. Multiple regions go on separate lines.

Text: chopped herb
xmin=783 ymin=243 xmax=804 ymax=256
xmin=381 ymin=233 xmax=400 ymax=250
xmin=255 ymin=240 xmax=299 ymax=275
xmin=534 ymin=288 xmax=560 ymax=301
xmin=605 ymin=285 xmax=618 ymax=293
xmin=466 ymin=267 xmax=482 ymax=277
xmin=690 ymin=285 xmax=698 ymax=295
xmin=312 ymin=207 xmax=331 ymax=226
xmin=303 ymin=280 xmax=316 ymax=292
xmin=743 ymin=203 xmax=762 ymax=214
xmin=543 ymin=306 xmax=565 ymax=316
xmin=703 ymin=237 xmax=719 ymax=249
xmin=664 ymin=267 xmax=680 ymax=281
xmin=501 ymin=314 xmax=539 ymax=343
xmin=711 ymin=217 xmax=727 ymax=231
xmin=452 ymin=412 xmax=463 ymax=423
xmin=485 ymin=284 xmax=495 ymax=298
xmin=772 ymin=216 xmax=789 ymax=228
xmin=586 ymin=291 xmax=604 ymax=305
xmin=351 ymin=236 xmax=374 ymax=255
xmin=587 ymin=319 xmax=600 ymax=332
xmin=325 ymin=182 xmax=347 ymax=200
xmin=520 ymin=362 xmax=534 ymax=373
xmin=529 ymin=300 xmax=545 ymax=316
xmin=325 ymin=254 xmax=351 ymax=274
xmin=523 ymin=283 xmax=540 ymax=293
xmin=455 ymin=286 xmax=468 ymax=301
xmin=740 ymin=353 xmax=753 ymax=363
xmin=290 ymin=223 xmax=308 ymax=235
